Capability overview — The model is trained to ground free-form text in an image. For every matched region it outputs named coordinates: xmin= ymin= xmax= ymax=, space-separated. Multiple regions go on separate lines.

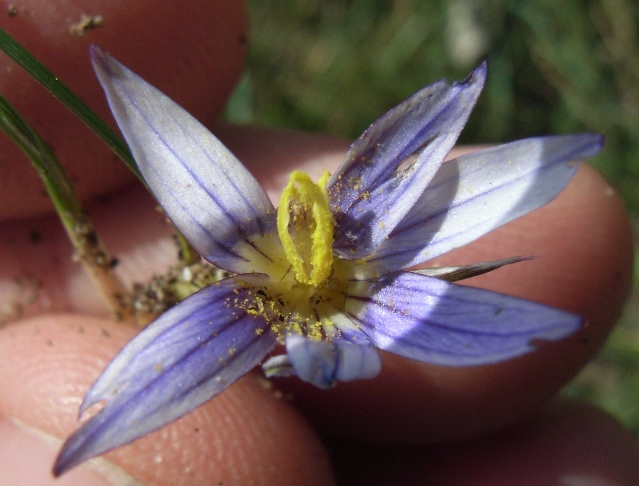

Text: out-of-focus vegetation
xmin=231 ymin=0 xmax=639 ymax=213
xmin=225 ymin=0 xmax=639 ymax=433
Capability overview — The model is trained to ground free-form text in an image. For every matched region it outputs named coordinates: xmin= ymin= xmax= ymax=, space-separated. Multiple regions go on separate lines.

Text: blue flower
xmin=53 ymin=46 xmax=603 ymax=475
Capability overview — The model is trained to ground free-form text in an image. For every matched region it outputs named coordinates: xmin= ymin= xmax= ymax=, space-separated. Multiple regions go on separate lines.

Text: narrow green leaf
xmin=0 ymin=27 xmax=141 ymax=179
xmin=0 ymin=27 xmax=201 ymax=273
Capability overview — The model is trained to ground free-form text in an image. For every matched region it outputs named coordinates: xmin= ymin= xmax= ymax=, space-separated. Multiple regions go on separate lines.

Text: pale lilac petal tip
xmin=53 ymin=278 xmax=276 ymax=477
xmin=370 ymin=133 xmax=603 ymax=271
xmin=328 ymin=63 xmax=486 ymax=259
xmin=90 ymin=46 xmax=276 ymax=274
xmin=346 ymin=272 xmax=582 ymax=366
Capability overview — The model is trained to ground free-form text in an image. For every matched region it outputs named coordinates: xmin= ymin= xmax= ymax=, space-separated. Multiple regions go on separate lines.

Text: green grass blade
xmin=0 ymin=27 xmax=201 ymax=268
xmin=0 ymin=27 xmax=141 ymax=179
xmin=0 ymin=94 xmax=82 ymax=219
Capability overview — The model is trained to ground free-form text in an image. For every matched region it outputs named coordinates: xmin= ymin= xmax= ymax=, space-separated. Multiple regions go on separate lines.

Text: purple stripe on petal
xmin=345 ymin=272 xmax=582 ymax=366
xmin=328 ymin=64 xmax=486 ymax=259
xmin=53 ymin=277 xmax=276 ymax=476
xmin=369 ymin=133 xmax=603 ymax=272
xmin=91 ymin=47 xmax=277 ymax=274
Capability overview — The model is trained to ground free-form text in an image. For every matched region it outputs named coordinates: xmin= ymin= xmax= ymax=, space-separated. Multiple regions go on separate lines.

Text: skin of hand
xmin=0 ymin=0 xmax=637 ymax=484
xmin=0 ymin=0 xmax=248 ymax=220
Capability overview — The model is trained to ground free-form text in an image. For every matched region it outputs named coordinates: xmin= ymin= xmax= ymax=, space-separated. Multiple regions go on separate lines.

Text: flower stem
xmin=0 ymin=94 xmax=130 ymax=320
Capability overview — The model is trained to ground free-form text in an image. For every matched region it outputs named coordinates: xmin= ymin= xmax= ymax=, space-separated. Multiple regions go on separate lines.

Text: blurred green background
xmin=226 ymin=0 xmax=639 ymax=432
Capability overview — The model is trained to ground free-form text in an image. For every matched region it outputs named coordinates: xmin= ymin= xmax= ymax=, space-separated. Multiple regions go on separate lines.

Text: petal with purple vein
xmin=345 ymin=272 xmax=582 ymax=366
xmin=328 ymin=64 xmax=486 ymax=259
xmin=53 ymin=277 xmax=276 ymax=476
xmin=91 ymin=47 xmax=277 ymax=274
xmin=369 ymin=134 xmax=603 ymax=272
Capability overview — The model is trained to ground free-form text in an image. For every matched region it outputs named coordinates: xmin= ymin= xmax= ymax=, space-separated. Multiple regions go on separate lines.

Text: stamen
xmin=277 ymin=170 xmax=334 ymax=286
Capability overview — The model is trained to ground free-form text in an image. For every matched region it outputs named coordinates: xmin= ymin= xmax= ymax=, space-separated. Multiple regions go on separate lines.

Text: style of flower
xmin=54 ymin=46 xmax=603 ymax=475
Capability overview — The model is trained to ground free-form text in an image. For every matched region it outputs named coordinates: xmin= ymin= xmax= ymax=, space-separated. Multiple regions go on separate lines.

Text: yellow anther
xmin=277 ymin=170 xmax=334 ymax=286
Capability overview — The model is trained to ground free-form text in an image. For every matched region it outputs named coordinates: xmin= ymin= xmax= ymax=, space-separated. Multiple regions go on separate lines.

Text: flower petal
xmin=345 ymin=272 xmax=582 ymax=366
xmin=53 ymin=277 xmax=276 ymax=476
xmin=262 ymin=307 xmax=382 ymax=386
xmin=328 ymin=63 xmax=486 ymax=259
xmin=283 ymin=334 xmax=381 ymax=389
xmin=91 ymin=46 xmax=277 ymax=274
xmin=369 ymin=134 xmax=603 ymax=271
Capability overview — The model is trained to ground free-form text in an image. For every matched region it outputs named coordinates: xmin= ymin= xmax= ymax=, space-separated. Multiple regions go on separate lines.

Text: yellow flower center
xmin=233 ymin=170 xmax=362 ymax=342
xmin=277 ymin=170 xmax=334 ymax=286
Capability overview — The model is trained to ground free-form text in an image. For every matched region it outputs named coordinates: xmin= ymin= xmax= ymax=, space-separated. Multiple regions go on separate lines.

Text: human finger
xmin=332 ymin=400 xmax=639 ymax=485
xmin=0 ymin=0 xmax=247 ymax=219
xmin=0 ymin=127 xmax=631 ymax=445
xmin=0 ymin=126 xmax=351 ymax=320
xmin=0 ymin=314 xmax=334 ymax=485
xmin=237 ymin=134 xmax=633 ymax=444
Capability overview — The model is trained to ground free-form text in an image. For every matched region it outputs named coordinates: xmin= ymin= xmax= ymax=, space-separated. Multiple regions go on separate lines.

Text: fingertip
xmin=0 ymin=0 xmax=248 ymax=219
xmin=0 ymin=417 xmax=114 ymax=486
xmin=0 ymin=315 xmax=334 ymax=485
xmin=333 ymin=401 xmax=639 ymax=485
xmin=458 ymin=162 xmax=633 ymax=339
xmin=268 ymin=154 xmax=633 ymax=445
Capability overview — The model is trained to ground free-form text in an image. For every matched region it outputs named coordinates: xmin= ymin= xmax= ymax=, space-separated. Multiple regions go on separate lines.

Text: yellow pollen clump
xmin=277 ymin=170 xmax=334 ymax=286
